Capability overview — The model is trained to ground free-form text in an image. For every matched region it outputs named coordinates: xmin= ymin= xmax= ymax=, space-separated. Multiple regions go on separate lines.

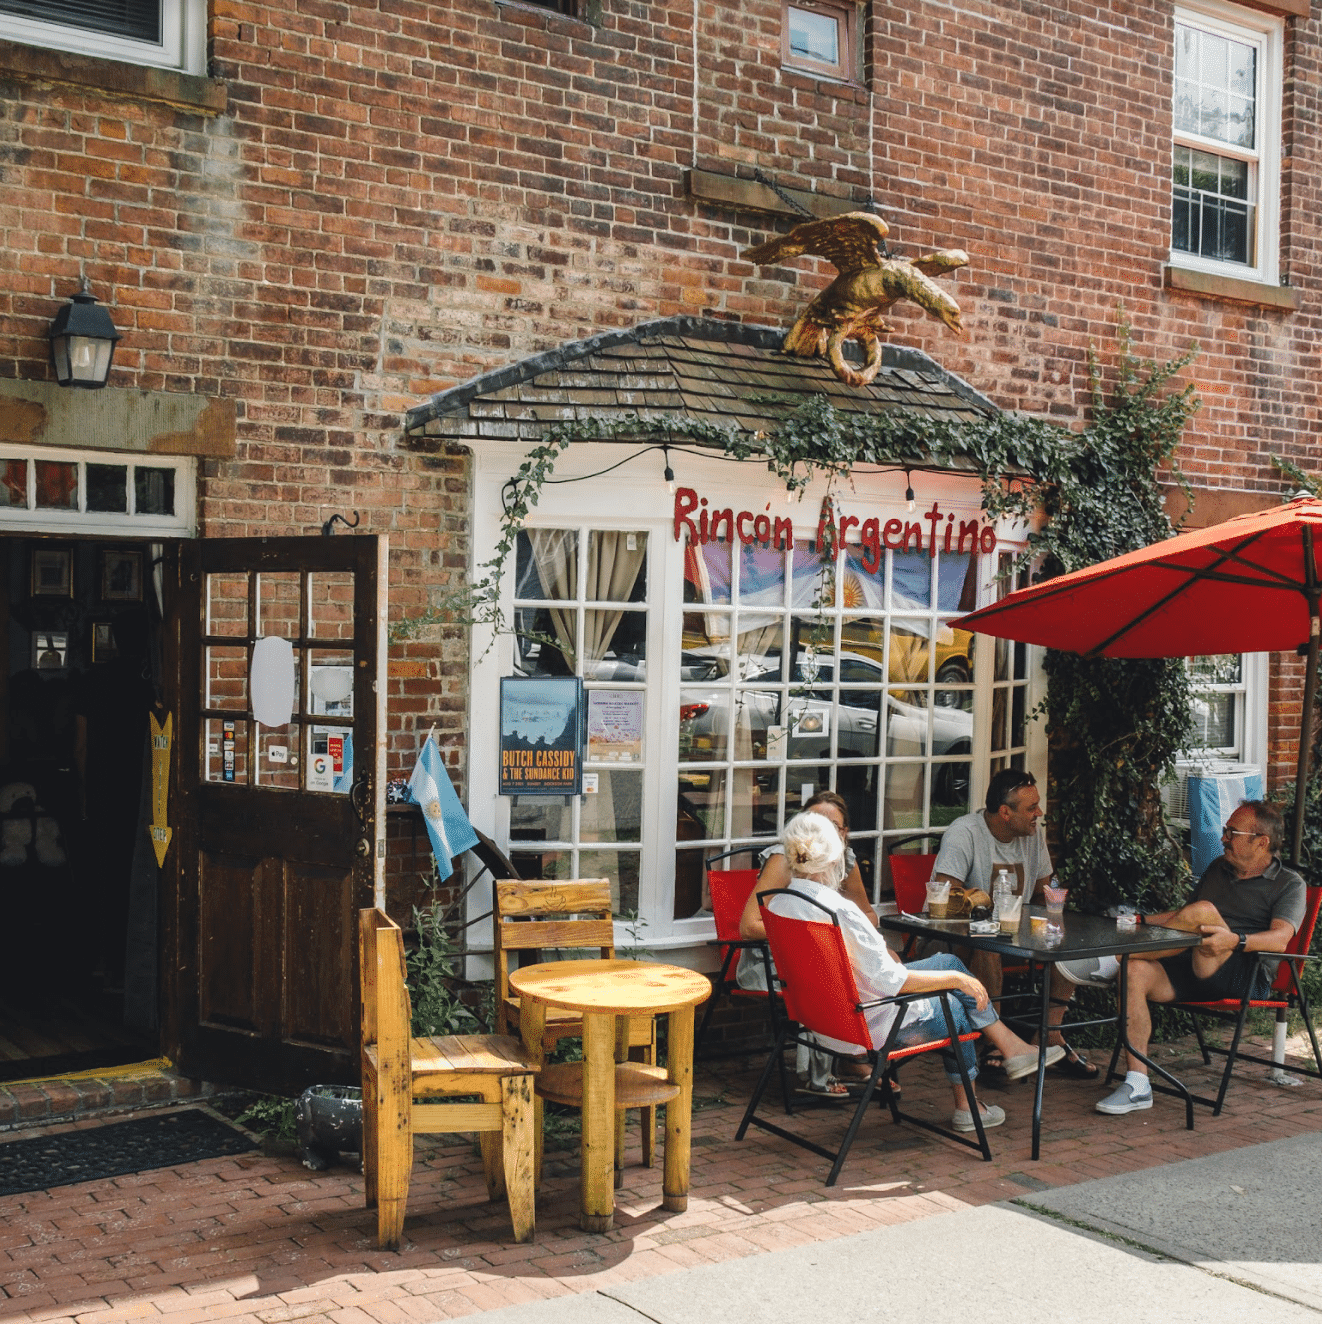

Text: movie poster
xmin=499 ymin=676 xmax=584 ymax=796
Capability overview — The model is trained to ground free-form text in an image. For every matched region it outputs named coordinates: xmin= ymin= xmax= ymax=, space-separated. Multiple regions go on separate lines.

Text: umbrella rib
xmin=1086 ymin=532 xmax=1278 ymax=654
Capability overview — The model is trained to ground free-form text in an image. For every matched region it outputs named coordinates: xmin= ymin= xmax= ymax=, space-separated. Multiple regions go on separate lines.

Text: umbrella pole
xmin=1291 ymin=528 xmax=1321 ymax=868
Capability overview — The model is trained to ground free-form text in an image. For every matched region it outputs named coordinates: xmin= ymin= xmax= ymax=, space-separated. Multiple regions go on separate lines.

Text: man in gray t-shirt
xmin=933 ymin=769 xmax=1093 ymax=1077
xmin=1097 ymin=799 xmax=1308 ymax=1116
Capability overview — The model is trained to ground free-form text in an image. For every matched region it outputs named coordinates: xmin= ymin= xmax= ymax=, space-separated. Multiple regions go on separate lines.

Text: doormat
xmin=0 ymin=1109 xmax=257 ymax=1197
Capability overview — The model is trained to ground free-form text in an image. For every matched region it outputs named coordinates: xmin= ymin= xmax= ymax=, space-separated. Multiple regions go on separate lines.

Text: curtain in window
xmin=528 ymin=529 xmax=578 ymax=670
xmin=583 ymin=531 xmax=646 ymax=664
xmin=529 ymin=529 xmax=647 ymax=671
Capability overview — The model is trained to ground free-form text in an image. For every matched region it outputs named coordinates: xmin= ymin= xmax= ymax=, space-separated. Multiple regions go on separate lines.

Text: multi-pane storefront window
xmin=673 ymin=531 xmax=978 ymax=913
xmin=507 ymin=528 xmax=650 ymax=914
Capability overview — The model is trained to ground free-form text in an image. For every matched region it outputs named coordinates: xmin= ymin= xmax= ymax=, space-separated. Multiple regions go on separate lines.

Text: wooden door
xmin=167 ymin=536 xmax=387 ymax=1094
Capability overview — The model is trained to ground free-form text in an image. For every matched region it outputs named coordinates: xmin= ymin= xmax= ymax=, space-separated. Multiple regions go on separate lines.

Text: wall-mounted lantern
xmin=49 ymin=278 xmax=120 ymax=388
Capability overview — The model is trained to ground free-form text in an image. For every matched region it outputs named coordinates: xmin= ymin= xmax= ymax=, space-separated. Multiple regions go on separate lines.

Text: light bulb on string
xmin=662 ymin=444 xmax=676 ymax=495
xmin=904 ymin=470 xmax=916 ymax=513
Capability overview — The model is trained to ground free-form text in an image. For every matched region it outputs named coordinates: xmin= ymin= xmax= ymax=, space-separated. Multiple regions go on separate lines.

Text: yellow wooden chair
xmin=359 ymin=907 xmax=539 ymax=1249
xmin=493 ymin=878 xmax=660 ymax=1176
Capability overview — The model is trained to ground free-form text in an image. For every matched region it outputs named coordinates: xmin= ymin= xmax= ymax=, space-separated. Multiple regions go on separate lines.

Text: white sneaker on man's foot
xmin=1057 ymin=955 xmax=1120 ymax=985
xmin=1095 ymin=1081 xmax=1152 ymax=1114
xmin=951 ymin=1103 xmax=1005 ymax=1132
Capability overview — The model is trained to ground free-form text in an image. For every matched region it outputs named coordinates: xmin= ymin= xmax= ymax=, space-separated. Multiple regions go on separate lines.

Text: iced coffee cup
xmin=998 ymin=893 xmax=1023 ymax=935
xmin=926 ymin=879 xmax=951 ymax=919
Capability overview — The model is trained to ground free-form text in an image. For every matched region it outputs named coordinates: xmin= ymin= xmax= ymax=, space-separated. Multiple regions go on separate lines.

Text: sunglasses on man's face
xmin=1222 ymin=826 xmax=1263 ymax=840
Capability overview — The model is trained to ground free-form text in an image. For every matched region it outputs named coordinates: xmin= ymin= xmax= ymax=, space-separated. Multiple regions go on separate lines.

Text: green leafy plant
xmin=233 ymin=1093 xmax=298 ymax=1142
xmin=408 ymin=891 xmax=483 ymax=1037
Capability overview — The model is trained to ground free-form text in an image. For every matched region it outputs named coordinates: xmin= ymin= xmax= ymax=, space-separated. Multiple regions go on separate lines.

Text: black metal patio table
xmin=879 ymin=908 xmax=1203 ymax=1159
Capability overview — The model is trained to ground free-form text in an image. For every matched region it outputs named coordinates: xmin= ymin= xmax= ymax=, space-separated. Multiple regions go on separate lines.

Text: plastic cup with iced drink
xmin=926 ymin=879 xmax=951 ymax=919
xmin=998 ymin=892 xmax=1023 ymax=935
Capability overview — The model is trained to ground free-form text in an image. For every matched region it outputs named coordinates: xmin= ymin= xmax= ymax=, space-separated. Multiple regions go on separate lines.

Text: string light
xmin=904 ymin=469 xmax=916 ymax=513
xmin=662 ymin=443 xmax=676 ymax=495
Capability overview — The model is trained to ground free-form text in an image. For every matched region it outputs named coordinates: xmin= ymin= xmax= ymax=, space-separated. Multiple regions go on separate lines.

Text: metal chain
xmin=753 ymin=167 xmax=815 ymax=218
xmin=753 ymin=170 xmax=897 ymax=257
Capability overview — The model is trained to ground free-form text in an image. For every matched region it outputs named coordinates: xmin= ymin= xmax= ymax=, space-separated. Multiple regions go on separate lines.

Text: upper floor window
xmin=783 ymin=1 xmax=858 ymax=82
xmin=1171 ymin=3 xmax=1282 ymax=284
xmin=0 ymin=0 xmax=205 ymax=74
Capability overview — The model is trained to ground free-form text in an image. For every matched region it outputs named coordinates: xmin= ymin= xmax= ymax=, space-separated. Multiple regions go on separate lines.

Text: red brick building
xmin=0 ymin=0 xmax=1314 ymax=1088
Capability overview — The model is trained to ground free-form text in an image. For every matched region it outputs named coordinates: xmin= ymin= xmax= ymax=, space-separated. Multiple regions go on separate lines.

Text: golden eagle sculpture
xmin=743 ymin=212 xmax=968 ymax=387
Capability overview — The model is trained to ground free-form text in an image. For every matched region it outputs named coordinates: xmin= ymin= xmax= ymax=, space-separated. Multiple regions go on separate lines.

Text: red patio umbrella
xmin=956 ymin=496 xmax=1322 ymax=865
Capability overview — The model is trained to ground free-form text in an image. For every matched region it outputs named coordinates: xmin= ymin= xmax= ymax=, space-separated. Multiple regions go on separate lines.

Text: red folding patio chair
xmin=1168 ymin=883 xmax=1322 ymax=1115
xmin=735 ymin=888 xmax=992 ymax=1186
xmin=694 ymin=849 xmax=772 ymax=1053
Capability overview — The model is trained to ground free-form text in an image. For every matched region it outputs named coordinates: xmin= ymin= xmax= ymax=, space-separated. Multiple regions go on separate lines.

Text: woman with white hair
xmin=767 ymin=811 xmax=1061 ymax=1132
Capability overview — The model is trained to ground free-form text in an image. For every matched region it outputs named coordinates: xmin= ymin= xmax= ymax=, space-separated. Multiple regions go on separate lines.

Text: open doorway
xmin=0 ymin=535 xmax=161 ymax=1081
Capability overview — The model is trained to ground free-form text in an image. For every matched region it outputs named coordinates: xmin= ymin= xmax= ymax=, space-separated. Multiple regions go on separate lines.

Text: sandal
xmin=1052 ymin=1044 xmax=1100 ymax=1080
xmin=794 ymin=1078 xmax=853 ymax=1103
xmin=979 ymin=1049 xmax=1009 ymax=1088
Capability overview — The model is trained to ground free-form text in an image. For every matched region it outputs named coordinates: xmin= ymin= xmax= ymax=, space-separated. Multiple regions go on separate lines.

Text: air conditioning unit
xmin=1160 ymin=758 xmax=1258 ymax=827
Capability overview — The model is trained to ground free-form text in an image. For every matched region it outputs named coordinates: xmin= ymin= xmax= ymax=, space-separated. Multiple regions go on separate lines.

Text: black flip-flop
xmin=1052 ymin=1045 xmax=1100 ymax=1080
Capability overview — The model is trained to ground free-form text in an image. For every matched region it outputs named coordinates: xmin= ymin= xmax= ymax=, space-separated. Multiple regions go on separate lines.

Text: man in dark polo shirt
xmin=1097 ymin=799 xmax=1307 ymax=1115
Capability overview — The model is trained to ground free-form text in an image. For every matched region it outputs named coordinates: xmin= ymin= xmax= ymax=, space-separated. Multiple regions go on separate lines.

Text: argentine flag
xmin=408 ymin=736 xmax=479 ymax=881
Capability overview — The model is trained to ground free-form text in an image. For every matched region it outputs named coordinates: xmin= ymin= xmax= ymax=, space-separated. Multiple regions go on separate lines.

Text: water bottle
xmin=992 ymin=867 xmax=1014 ymax=924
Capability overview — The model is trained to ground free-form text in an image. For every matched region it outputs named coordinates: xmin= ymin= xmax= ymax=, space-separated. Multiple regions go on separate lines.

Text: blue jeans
xmin=894 ymin=953 xmax=999 ymax=1083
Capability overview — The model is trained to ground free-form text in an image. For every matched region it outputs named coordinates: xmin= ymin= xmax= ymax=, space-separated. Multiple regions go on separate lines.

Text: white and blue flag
xmin=408 ymin=735 xmax=479 ymax=881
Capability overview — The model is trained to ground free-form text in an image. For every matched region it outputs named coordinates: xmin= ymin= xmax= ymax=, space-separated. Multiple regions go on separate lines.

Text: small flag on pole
xmin=407 ymin=732 xmax=479 ymax=881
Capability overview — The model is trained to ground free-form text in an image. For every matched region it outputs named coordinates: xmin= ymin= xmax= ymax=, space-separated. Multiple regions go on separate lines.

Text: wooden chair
xmin=359 ymin=907 xmax=539 ymax=1249
xmin=736 ymin=888 xmax=992 ymax=1185
xmin=493 ymin=879 xmax=660 ymax=1172
xmin=1164 ymin=884 xmax=1322 ymax=1115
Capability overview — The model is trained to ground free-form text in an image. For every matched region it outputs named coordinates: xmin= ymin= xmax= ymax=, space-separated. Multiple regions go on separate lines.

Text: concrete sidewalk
xmin=468 ymin=1133 xmax=1322 ymax=1324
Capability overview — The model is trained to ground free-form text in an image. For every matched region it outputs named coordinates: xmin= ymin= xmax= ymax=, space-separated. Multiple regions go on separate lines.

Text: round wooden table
xmin=509 ymin=958 xmax=711 ymax=1232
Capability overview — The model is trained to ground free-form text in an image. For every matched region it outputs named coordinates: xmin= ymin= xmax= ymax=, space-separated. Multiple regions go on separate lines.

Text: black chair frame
xmin=735 ymin=889 xmax=992 ymax=1187
xmin=1107 ymin=949 xmax=1322 ymax=1115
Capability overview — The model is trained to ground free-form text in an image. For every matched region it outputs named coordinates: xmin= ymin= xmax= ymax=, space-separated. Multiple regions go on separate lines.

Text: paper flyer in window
xmin=586 ymin=689 xmax=643 ymax=763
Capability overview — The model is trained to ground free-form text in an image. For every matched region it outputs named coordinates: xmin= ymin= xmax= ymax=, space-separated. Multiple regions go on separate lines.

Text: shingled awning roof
xmin=403 ymin=316 xmax=997 ymax=455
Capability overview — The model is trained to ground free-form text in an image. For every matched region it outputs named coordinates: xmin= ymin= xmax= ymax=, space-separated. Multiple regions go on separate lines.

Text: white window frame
xmin=1170 ymin=1 xmax=1283 ymax=285
xmin=0 ymin=443 xmax=196 ymax=536
xmin=0 ymin=1 xmax=206 ymax=75
xmin=1185 ymin=651 xmax=1267 ymax=769
xmin=464 ymin=442 xmax=1035 ymax=971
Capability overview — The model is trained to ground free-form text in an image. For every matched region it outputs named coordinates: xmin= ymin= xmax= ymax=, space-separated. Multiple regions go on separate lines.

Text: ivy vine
xmin=405 ymin=318 xmax=1202 ymax=910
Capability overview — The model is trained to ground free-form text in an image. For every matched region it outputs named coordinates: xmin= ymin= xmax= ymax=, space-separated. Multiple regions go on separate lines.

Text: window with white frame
xmin=1188 ymin=654 xmax=1247 ymax=756
xmin=506 ymin=526 xmax=651 ymax=915
xmin=673 ymin=530 xmax=978 ymax=913
xmin=466 ymin=446 xmax=1035 ymax=960
xmin=0 ymin=0 xmax=206 ymax=75
xmin=0 ymin=445 xmax=195 ymax=536
xmin=1171 ymin=3 xmax=1282 ymax=283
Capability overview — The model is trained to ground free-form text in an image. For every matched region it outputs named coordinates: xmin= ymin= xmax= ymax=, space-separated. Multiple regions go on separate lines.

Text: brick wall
xmin=2 ymin=0 xmax=1319 ymax=798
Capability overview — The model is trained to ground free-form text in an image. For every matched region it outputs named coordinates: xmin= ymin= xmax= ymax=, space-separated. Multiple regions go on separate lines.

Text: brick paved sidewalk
xmin=1 ymin=1031 xmax=1319 ymax=1324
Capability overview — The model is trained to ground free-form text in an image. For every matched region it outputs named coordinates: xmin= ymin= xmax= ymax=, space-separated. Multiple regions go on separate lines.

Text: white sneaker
xmin=1058 ymin=956 xmax=1119 ymax=986
xmin=951 ymin=1103 xmax=1005 ymax=1132
xmin=1095 ymin=1081 xmax=1153 ymax=1114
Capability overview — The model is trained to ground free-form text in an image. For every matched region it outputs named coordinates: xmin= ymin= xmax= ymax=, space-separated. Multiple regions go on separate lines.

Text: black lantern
xmin=49 ymin=278 xmax=120 ymax=388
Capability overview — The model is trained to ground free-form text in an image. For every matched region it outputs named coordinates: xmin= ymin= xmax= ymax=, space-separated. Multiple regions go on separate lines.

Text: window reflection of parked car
xmin=678 ymin=651 xmax=972 ymax=806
